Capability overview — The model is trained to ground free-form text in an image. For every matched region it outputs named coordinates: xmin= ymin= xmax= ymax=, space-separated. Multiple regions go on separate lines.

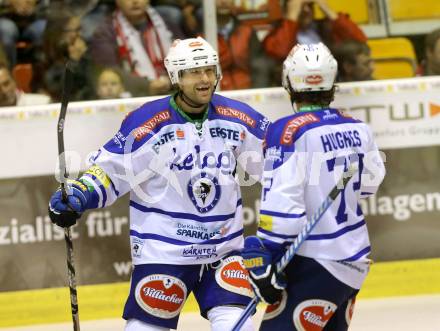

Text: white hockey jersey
xmin=80 ymin=94 xmax=269 ymax=265
xmin=258 ymin=108 xmax=385 ymax=288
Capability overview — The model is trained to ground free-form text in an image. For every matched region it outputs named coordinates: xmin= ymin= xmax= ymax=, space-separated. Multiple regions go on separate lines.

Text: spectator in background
xmin=333 ymin=39 xmax=374 ymax=82
xmin=216 ymin=0 xmax=273 ymax=90
xmin=0 ymin=0 xmax=47 ymax=67
xmin=263 ymin=0 xmax=367 ymax=82
xmin=47 ymin=0 xmax=115 ymax=40
xmin=36 ymin=10 xmax=95 ymax=102
xmin=418 ymin=28 xmax=440 ymax=76
xmin=0 ymin=63 xmax=50 ymax=107
xmin=151 ymin=0 xmax=202 ymax=38
xmin=78 ymin=0 xmax=116 ymax=41
xmin=95 ymin=67 xmax=132 ymax=99
xmin=90 ymin=0 xmax=174 ymax=97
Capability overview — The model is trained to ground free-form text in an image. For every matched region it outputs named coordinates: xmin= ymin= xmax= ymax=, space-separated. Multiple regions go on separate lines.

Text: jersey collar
xmin=297 ymin=105 xmax=323 ymax=112
xmin=170 ymin=93 xmax=209 ymax=126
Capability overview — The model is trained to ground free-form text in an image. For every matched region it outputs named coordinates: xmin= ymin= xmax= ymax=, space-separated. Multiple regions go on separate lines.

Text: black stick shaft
xmin=57 ymin=61 xmax=80 ymax=331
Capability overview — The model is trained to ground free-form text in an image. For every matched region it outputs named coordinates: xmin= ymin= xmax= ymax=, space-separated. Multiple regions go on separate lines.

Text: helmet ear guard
xmin=282 ymin=43 xmax=338 ymax=93
xmin=164 ymin=37 xmax=222 ymax=86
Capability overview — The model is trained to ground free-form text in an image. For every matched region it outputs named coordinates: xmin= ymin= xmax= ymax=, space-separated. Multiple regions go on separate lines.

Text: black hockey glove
xmin=242 ymin=236 xmax=286 ymax=304
xmin=48 ymin=180 xmax=90 ymax=228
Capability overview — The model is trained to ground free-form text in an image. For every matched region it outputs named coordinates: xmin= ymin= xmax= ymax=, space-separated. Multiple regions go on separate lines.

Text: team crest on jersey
xmin=263 ymin=290 xmax=287 ymax=320
xmin=215 ymin=256 xmax=254 ymax=297
xmin=293 ymin=299 xmax=337 ymax=330
xmin=135 ymin=274 xmax=187 ymax=319
xmin=187 ymin=172 xmax=221 ymax=213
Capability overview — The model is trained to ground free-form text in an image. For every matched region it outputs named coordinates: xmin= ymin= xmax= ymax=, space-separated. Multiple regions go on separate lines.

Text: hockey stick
xmin=57 ymin=61 xmax=80 ymax=331
xmin=231 ymin=166 xmax=357 ymax=331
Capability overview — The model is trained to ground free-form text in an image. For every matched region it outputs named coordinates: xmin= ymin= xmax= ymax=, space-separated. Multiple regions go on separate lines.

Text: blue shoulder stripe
xmin=210 ymin=94 xmax=269 ymax=139
xmin=265 ymin=108 xmax=363 ymax=151
xmin=104 ymin=96 xmax=185 ymax=154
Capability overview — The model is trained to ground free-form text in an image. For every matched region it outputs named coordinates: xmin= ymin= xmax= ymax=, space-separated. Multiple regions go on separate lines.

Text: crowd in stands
xmin=1 ymin=0 xmax=439 ymax=107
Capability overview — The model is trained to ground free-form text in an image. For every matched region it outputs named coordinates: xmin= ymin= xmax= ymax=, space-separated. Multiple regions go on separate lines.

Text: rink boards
xmin=1 ymin=257 xmax=440 ymax=327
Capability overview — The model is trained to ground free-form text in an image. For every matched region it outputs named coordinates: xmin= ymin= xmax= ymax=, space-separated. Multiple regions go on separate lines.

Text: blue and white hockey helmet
xmin=282 ymin=43 xmax=338 ymax=92
xmin=164 ymin=37 xmax=222 ymax=85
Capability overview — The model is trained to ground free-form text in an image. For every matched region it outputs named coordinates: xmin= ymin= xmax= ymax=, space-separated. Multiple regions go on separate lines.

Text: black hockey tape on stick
xmin=231 ymin=166 xmax=358 ymax=331
xmin=57 ymin=61 xmax=80 ymax=331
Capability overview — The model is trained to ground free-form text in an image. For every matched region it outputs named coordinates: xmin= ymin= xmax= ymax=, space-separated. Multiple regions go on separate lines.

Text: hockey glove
xmin=241 ymin=236 xmax=286 ymax=304
xmin=48 ymin=180 xmax=91 ymax=228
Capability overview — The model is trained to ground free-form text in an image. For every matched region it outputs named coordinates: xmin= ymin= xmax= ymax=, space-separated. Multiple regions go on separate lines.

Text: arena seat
xmin=367 ymin=37 xmax=417 ymax=79
xmin=388 ymin=0 xmax=440 ymax=21
xmin=314 ymin=0 xmax=370 ymax=24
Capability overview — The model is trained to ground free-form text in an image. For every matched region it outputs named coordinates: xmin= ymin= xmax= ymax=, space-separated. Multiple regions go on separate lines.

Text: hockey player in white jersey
xmin=48 ymin=37 xmax=270 ymax=331
xmin=241 ymin=43 xmax=385 ymax=330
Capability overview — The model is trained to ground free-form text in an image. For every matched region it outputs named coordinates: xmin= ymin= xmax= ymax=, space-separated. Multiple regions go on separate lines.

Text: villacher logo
xmin=135 ymin=274 xmax=187 ymax=319
xmin=215 ymin=256 xmax=254 ymax=297
xmin=293 ymin=299 xmax=337 ymax=330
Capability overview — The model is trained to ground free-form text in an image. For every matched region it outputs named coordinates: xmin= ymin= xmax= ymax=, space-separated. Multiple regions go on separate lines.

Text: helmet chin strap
xmin=288 ymin=86 xmax=298 ymax=112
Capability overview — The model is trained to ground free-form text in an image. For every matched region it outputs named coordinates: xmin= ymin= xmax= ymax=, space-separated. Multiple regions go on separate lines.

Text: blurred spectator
xmin=151 ymin=0 xmax=202 ymax=38
xmin=333 ymin=39 xmax=374 ymax=82
xmin=95 ymin=67 xmax=132 ymax=99
xmin=90 ymin=0 xmax=174 ymax=97
xmin=0 ymin=63 xmax=50 ymax=107
xmin=417 ymin=28 xmax=440 ymax=76
xmin=79 ymin=0 xmax=116 ymax=41
xmin=216 ymin=0 xmax=274 ymax=90
xmin=36 ymin=10 xmax=95 ymax=101
xmin=263 ymin=0 xmax=367 ymax=61
xmin=0 ymin=0 xmax=47 ymax=67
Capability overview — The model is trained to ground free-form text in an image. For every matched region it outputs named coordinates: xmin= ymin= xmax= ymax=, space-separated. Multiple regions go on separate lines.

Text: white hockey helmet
xmin=282 ymin=43 xmax=338 ymax=92
xmin=164 ymin=37 xmax=222 ymax=85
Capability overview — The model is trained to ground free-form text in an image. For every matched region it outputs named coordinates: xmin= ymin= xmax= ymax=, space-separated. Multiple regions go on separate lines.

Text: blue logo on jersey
xmin=182 ymin=245 xmax=218 ymax=259
xmin=169 ymin=145 xmax=235 ymax=175
xmin=187 ymin=172 xmax=221 ymax=213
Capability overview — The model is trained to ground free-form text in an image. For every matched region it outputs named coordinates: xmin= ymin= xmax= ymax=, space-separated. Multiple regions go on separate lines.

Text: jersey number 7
xmin=326 ymin=153 xmax=364 ymax=224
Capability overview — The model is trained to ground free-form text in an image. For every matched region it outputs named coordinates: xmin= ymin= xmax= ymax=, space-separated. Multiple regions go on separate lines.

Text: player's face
xmin=179 ymin=65 xmax=217 ymax=105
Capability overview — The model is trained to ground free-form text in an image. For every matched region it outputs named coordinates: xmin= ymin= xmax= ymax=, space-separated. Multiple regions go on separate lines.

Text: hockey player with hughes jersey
xmin=48 ymin=37 xmax=270 ymax=331
xmin=242 ymin=43 xmax=385 ymax=330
